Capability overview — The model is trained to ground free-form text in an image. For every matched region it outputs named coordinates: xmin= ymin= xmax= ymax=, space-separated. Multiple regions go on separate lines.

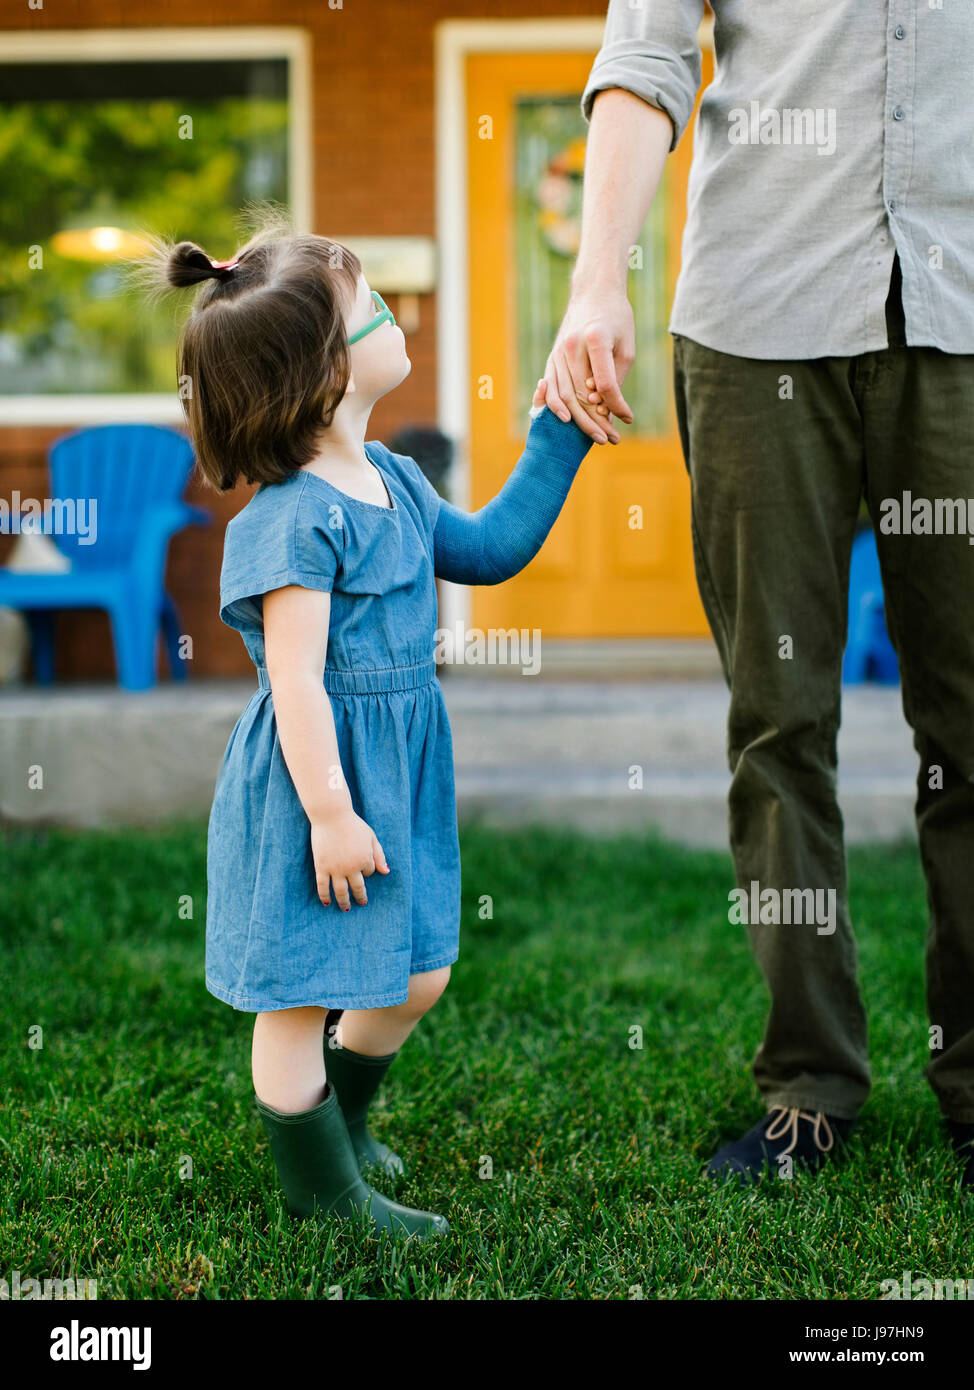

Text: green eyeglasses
xmin=348 ymin=290 xmax=396 ymax=344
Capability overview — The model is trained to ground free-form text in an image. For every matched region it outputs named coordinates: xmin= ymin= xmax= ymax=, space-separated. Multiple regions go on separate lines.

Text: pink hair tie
xmin=209 ymin=257 xmax=239 ymax=274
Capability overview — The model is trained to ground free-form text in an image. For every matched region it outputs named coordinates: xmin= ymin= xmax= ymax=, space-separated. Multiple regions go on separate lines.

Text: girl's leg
xmin=252 ymin=1005 xmax=326 ymax=1112
xmin=335 ymin=967 xmax=451 ymax=1055
xmin=251 ymin=999 xmax=449 ymax=1238
xmin=324 ymin=969 xmax=451 ymax=1177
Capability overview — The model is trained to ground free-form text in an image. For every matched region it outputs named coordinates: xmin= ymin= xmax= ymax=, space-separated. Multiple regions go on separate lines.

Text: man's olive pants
xmin=672 ymin=261 xmax=974 ymax=1122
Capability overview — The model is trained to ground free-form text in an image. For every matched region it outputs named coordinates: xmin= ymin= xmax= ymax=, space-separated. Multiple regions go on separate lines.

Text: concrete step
xmin=0 ymin=675 xmax=918 ymax=848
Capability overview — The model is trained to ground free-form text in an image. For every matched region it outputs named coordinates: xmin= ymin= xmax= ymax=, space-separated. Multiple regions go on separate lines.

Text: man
xmin=544 ymin=0 xmax=974 ymax=1185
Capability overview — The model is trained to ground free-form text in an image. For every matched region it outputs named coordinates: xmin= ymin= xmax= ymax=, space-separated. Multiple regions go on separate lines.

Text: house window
xmin=0 ymin=40 xmax=305 ymax=406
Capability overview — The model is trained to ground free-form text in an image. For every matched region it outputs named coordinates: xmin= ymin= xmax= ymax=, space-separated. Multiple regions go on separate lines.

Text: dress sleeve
xmin=424 ymin=404 xmax=594 ymax=586
xmin=219 ymin=480 xmax=345 ymax=632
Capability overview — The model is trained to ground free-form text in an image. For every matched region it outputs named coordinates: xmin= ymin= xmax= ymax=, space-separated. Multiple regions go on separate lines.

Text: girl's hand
xmin=533 ymin=376 xmax=610 ymax=417
xmin=311 ymin=812 xmax=390 ymax=911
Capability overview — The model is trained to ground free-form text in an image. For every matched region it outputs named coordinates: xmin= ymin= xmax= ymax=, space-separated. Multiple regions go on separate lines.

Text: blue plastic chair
xmin=842 ymin=526 xmax=900 ymax=685
xmin=0 ymin=423 xmax=208 ymax=691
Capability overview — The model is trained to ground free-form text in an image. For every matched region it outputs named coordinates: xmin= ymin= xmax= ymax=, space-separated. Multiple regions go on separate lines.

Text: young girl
xmin=149 ymin=216 xmax=596 ymax=1240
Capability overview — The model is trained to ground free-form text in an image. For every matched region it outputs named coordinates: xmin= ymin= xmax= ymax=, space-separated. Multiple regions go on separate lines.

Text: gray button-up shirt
xmin=580 ymin=1 xmax=974 ymax=359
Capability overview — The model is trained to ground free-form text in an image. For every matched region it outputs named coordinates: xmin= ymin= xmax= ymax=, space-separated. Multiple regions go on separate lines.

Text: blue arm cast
xmin=429 ymin=405 xmax=595 ymax=585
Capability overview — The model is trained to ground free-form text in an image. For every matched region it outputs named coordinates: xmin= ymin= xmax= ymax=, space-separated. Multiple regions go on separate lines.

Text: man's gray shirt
xmin=580 ymin=0 xmax=974 ymax=359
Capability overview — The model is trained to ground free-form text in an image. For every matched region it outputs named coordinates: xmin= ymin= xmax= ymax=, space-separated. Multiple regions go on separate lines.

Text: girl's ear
xmin=345 ymin=371 xmax=356 ymax=394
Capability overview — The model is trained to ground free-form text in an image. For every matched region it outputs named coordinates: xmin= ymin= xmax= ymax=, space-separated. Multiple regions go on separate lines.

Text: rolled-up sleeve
xmin=580 ymin=0 xmax=704 ymax=151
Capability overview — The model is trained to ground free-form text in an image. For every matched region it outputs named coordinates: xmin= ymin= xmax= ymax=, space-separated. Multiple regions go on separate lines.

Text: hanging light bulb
xmin=51 ymin=197 xmax=149 ymax=262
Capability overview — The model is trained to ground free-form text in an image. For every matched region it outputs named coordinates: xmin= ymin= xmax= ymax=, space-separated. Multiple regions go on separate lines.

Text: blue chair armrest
xmin=128 ymin=501 xmax=210 ymax=594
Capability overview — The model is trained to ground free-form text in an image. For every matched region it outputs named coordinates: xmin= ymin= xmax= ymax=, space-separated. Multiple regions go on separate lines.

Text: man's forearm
xmin=572 ymin=89 xmax=674 ymax=293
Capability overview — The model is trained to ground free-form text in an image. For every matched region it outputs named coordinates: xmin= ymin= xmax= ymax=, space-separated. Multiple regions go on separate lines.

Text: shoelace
xmin=764 ymin=1106 xmax=835 ymax=1156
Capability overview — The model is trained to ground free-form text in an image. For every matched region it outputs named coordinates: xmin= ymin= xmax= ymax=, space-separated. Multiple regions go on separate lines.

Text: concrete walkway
xmin=0 ymin=674 xmax=918 ymax=847
xmin=448 ymin=677 xmax=917 ymax=847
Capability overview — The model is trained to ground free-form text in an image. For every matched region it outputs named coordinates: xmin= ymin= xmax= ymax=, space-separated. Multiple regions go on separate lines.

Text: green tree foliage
xmin=0 ymin=95 xmax=288 ymax=393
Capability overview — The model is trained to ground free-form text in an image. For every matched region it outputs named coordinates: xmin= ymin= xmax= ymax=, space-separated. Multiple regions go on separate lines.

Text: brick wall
xmin=1 ymin=0 xmax=605 ymax=679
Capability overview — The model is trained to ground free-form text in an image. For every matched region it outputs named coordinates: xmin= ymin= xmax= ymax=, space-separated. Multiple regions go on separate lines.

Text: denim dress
xmin=204 ymin=405 xmax=592 ymax=1012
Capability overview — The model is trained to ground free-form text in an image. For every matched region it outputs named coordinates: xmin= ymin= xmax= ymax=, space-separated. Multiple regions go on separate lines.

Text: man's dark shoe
xmin=706 ymin=1106 xmax=857 ymax=1185
xmin=945 ymin=1120 xmax=974 ymax=1190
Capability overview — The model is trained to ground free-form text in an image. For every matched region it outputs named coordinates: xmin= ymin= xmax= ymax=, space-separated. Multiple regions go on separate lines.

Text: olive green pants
xmin=673 ymin=264 xmax=974 ymax=1122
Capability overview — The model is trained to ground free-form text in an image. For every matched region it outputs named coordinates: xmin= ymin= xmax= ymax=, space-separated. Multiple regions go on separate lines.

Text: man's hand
xmin=541 ymin=288 xmax=636 ymax=444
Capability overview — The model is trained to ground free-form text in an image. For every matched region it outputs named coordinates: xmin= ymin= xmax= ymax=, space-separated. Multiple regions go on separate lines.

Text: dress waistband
xmin=256 ymin=659 xmax=438 ymax=695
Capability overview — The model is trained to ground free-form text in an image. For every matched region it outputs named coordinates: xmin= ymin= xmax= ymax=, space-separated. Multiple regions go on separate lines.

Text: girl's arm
xmin=428 ymin=402 xmax=594 ymax=586
xmin=263 ymin=584 xmax=389 ymax=912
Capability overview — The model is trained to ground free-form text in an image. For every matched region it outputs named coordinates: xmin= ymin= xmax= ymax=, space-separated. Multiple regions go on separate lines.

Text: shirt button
xmin=895 ymin=24 xmax=906 ymax=39
xmin=888 ymin=198 xmax=897 ymax=213
xmin=892 ymin=106 xmax=905 ymax=120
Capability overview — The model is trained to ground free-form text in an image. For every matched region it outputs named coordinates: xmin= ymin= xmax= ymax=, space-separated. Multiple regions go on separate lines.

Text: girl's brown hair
xmin=135 ymin=208 xmax=362 ymax=490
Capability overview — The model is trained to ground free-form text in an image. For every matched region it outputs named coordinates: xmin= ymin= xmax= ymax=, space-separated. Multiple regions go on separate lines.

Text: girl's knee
xmin=404 ymin=966 xmax=450 ymax=1017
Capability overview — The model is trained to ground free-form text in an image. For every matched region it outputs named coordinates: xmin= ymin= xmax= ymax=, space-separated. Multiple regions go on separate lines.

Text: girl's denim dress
xmin=205 ymin=405 xmax=592 ymax=1011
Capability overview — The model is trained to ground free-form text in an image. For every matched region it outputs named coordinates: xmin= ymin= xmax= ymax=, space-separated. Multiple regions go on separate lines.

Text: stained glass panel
xmin=513 ymin=94 xmax=669 ymax=435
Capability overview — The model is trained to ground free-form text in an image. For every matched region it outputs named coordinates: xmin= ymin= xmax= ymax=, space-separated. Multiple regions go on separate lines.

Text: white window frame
xmin=0 ymin=26 xmax=312 ymax=425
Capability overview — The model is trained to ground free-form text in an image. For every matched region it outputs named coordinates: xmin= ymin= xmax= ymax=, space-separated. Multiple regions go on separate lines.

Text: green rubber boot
xmin=255 ymin=1084 xmax=449 ymax=1240
xmin=324 ymin=1012 xmax=405 ymax=1178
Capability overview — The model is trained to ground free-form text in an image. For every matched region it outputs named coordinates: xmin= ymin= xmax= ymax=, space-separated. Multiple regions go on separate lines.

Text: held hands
xmin=311 ymin=811 xmax=390 ymax=911
xmin=533 ymin=375 xmax=617 ymax=425
xmin=539 ymin=288 xmax=636 ymax=443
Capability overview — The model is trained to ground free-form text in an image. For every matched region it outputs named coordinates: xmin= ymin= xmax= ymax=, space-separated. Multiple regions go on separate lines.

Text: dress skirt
xmin=205 ymin=657 xmax=461 ymax=1011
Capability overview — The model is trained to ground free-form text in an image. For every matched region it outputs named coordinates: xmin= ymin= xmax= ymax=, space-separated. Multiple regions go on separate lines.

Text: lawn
xmin=0 ymin=822 xmax=967 ymax=1300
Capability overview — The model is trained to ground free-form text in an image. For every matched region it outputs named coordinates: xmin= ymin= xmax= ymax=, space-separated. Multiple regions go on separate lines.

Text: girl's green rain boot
xmin=255 ymin=1084 xmax=448 ymax=1240
xmin=324 ymin=1009 xmax=405 ymax=1178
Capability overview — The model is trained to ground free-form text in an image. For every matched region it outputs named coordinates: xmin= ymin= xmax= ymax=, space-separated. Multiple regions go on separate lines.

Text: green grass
xmin=0 ymin=822 xmax=967 ymax=1300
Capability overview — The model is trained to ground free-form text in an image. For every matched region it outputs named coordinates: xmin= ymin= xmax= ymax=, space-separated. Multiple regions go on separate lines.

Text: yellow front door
xmin=465 ymin=48 xmax=711 ymax=638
